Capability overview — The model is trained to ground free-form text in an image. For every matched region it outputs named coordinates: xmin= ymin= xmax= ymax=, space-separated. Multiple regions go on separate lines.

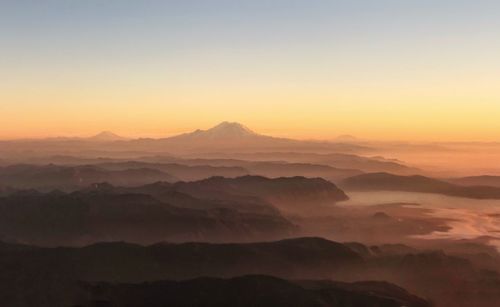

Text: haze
xmin=3 ymin=1 xmax=500 ymax=307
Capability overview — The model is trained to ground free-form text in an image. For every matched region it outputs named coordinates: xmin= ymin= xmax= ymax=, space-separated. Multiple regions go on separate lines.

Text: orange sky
xmin=1 ymin=1 xmax=500 ymax=141
xmin=2 ymin=81 xmax=499 ymax=141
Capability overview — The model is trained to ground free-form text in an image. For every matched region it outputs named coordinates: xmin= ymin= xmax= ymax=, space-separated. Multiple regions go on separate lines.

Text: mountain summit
xmin=88 ymin=131 xmax=126 ymax=141
xmin=174 ymin=122 xmax=259 ymax=141
xmin=148 ymin=121 xmax=369 ymax=153
xmin=201 ymin=122 xmax=257 ymax=138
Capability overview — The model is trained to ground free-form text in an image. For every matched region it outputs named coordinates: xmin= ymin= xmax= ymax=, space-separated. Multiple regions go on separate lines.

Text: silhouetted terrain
xmin=192 ymin=151 xmax=418 ymax=175
xmin=77 ymin=275 xmax=430 ymax=307
xmin=4 ymin=0 xmax=500 ymax=301
xmin=173 ymin=175 xmax=348 ymax=213
xmin=0 ymin=122 xmax=369 ymax=157
xmin=341 ymin=172 xmax=500 ymax=199
xmin=80 ymin=175 xmax=348 ymax=215
xmin=97 ymin=159 xmax=362 ymax=181
xmin=0 ymin=186 xmax=297 ymax=246
xmin=2 ymin=237 xmax=500 ymax=306
xmin=2 ymin=123 xmax=500 ymax=306
xmin=449 ymin=175 xmax=500 ymax=187
xmin=0 ymin=164 xmax=177 ymax=191
xmin=0 ymin=176 xmax=348 ymax=245
xmin=96 ymin=161 xmax=249 ymax=181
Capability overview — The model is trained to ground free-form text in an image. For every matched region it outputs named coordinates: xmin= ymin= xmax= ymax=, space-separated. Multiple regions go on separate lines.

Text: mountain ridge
xmin=88 ymin=131 xmax=127 ymax=141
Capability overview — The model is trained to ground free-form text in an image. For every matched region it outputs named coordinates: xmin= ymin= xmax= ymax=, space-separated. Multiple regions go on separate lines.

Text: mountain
xmin=89 ymin=175 xmax=349 ymax=215
xmin=341 ymin=172 xmax=500 ymax=199
xmin=0 ymin=164 xmax=178 ymax=191
xmin=0 ymin=188 xmax=296 ymax=246
xmin=155 ymin=121 xmax=323 ymax=152
xmin=44 ymin=156 xmax=362 ymax=181
xmin=78 ymin=275 xmax=431 ymax=307
xmin=191 ymin=151 xmax=418 ymax=175
xmin=173 ymin=175 xmax=349 ymax=214
xmin=174 ymin=121 xmax=258 ymax=140
xmin=0 ymin=175 xmax=351 ymax=245
xmin=87 ymin=131 xmax=127 ymax=142
xmin=234 ymin=161 xmax=361 ymax=181
xmin=0 ymin=122 xmax=370 ymax=157
xmin=448 ymin=175 xmax=500 ymax=187
xmin=117 ymin=182 xmax=279 ymax=216
xmin=96 ymin=161 xmax=249 ymax=181
xmin=0 ymin=237 xmax=495 ymax=307
xmin=126 ymin=122 xmax=371 ymax=154
xmin=144 ymin=157 xmax=363 ymax=181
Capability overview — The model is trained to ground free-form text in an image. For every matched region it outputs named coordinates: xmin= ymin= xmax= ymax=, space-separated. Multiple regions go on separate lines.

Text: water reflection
xmin=341 ymin=191 xmax=500 ymax=250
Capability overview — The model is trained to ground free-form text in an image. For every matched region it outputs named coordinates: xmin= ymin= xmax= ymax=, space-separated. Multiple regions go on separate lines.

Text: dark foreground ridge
xmin=2 ymin=237 xmax=500 ymax=306
xmin=76 ymin=275 xmax=430 ymax=307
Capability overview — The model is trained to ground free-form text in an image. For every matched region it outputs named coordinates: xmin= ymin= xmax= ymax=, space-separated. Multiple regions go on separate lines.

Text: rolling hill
xmin=341 ymin=172 xmax=500 ymax=199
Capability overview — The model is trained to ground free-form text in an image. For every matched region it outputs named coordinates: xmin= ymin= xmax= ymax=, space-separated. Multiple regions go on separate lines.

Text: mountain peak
xmin=180 ymin=122 xmax=258 ymax=140
xmin=207 ymin=122 xmax=256 ymax=136
xmin=89 ymin=131 xmax=126 ymax=141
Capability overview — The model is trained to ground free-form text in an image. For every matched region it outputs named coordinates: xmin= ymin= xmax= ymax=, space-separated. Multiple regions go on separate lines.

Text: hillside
xmin=342 ymin=172 xmax=500 ymax=199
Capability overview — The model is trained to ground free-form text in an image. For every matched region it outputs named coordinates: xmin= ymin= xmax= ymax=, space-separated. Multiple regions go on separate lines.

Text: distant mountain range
xmin=96 ymin=159 xmax=361 ymax=181
xmin=191 ymin=151 xmax=419 ymax=175
xmin=127 ymin=121 xmax=371 ymax=153
xmin=341 ymin=172 xmax=500 ymax=199
xmin=0 ymin=122 xmax=370 ymax=155
xmin=0 ymin=164 xmax=177 ymax=191
xmin=448 ymin=175 xmax=500 ymax=188
xmin=2 ymin=152 xmax=417 ymax=180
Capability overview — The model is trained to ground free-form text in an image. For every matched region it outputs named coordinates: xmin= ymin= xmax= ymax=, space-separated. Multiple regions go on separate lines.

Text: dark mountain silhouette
xmin=448 ymin=175 xmax=500 ymax=187
xmin=193 ymin=151 xmax=418 ymax=175
xmin=0 ymin=175 xmax=349 ymax=245
xmin=0 ymin=188 xmax=296 ymax=246
xmin=0 ymin=185 xmax=17 ymax=196
xmin=7 ymin=156 xmax=361 ymax=181
xmin=0 ymin=164 xmax=178 ymax=191
xmin=71 ymin=237 xmax=362 ymax=281
xmin=80 ymin=175 xmax=347 ymax=215
xmin=150 ymin=157 xmax=363 ymax=181
xmin=116 ymin=182 xmax=279 ymax=215
xmin=341 ymin=172 xmax=500 ymax=199
xmin=172 ymin=175 xmax=349 ymax=213
xmin=230 ymin=161 xmax=362 ymax=181
xmin=78 ymin=275 xmax=431 ymax=307
xmin=96 ymin=161 xmax=249 ymax=181
xmin=1 ymin=237 xmax=498 ymax=307
xmin=0 ymin=238 xmax=364 ymax=307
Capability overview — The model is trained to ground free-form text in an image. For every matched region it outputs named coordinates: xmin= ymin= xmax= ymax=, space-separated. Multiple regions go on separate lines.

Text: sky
xmin=1 ymin=0 xmax=499 ymax=140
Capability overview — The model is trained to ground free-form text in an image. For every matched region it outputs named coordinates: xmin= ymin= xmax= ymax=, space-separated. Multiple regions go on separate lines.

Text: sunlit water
xmin=340 ymin=191 xmax=500 ymax=250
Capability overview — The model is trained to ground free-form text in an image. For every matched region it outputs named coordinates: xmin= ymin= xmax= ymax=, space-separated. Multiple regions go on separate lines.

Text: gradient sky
xmin=1 ymin=0 xmax=499 ymax=140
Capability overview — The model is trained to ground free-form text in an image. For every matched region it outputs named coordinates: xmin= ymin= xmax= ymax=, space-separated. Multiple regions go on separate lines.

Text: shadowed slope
xmin=79 ymin=275 xmax=430 ymax=307
xmin=341 ymin=172 xmax=500 ymax=199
